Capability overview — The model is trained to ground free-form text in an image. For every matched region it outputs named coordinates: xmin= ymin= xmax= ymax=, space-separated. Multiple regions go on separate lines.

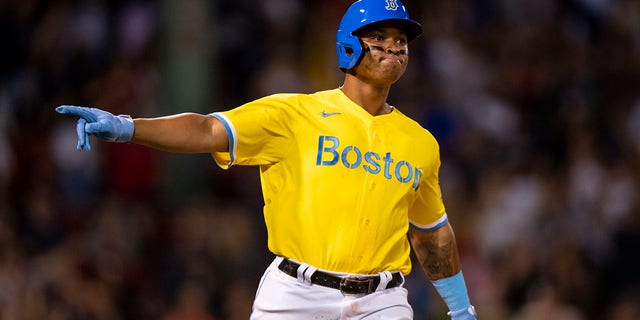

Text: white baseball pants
xmin=250 ymin=257 xmax=413 ymax=319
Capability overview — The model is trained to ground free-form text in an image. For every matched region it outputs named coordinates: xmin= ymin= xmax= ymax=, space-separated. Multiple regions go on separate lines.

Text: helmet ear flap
xmin=336 ymin=36 xmax=364 ymax=70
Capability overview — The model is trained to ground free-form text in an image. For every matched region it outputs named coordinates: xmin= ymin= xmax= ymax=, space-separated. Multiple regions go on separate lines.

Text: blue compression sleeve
xmin=431 ymin=271 xmax=471 ymax=311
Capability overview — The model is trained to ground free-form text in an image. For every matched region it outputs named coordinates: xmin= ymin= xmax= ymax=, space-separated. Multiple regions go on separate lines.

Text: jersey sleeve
xmin=210 ymin=94 xmax=297 ymax=168
xmin=408 ymin=144 xmax=448 ymax=231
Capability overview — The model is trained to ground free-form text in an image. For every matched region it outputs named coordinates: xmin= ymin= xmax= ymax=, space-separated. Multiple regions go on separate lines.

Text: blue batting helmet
xmin=336 ymin=0 xmax=423 ymax=70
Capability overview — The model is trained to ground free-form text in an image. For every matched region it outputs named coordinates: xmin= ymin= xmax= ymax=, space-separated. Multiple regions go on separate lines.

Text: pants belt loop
xmin=296 ymin=263 xmax=313 ymax=285
xmin=273 ymin=256 xmax=284 ymax=269
xmin=303 ymin=265 xmax=317 ymax=286
xmin=376 ymin=271 xmax=393 ymax=292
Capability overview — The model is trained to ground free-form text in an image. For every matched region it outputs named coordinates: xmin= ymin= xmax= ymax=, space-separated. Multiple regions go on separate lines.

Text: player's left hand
xmin=56 ymin=105 xmax=134 ymax=151
xmin=448 ymin=305 xmax=477 ymax=320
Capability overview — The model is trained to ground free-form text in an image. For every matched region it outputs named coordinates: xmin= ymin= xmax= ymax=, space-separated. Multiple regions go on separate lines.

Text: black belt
xmin=277 ymin=258 xmax=404 ymax=295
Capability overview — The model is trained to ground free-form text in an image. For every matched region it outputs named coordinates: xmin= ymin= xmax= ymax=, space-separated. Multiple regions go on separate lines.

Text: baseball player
xmin=56 ymin=0 xmax=477 ymax=319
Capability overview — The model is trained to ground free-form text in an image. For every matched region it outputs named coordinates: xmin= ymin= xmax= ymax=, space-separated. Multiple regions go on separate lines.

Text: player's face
xmin=353 ymin=26 xmax=409 ymax=85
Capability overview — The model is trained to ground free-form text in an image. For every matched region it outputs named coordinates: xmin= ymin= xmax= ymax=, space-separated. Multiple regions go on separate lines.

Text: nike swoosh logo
xmin=321 ymin=111 xmax=342 ymax=117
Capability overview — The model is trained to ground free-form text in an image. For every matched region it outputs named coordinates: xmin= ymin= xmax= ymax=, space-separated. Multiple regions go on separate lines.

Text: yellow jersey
xmin=211 ymin=88 xmax=447 ymax=275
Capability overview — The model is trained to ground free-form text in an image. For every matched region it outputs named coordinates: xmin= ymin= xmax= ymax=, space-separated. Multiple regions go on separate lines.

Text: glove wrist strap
xmin=115 ymin=115 xmax=135 ymax=143
xmin=448 ymin=305 xmax=477 ymax=319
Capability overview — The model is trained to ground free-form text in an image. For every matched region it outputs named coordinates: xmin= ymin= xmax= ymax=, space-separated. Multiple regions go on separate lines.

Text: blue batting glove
xmin=56 ymin=105 xmax=135 ymax=151
xmin=448 ymin=305 xmax=477 ymax=320
xmin=432 ymin=272 xmax=476 ymax=320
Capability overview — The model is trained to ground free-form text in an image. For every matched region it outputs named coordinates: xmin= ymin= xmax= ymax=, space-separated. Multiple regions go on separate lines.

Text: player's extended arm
xmin=132 ymin=114 xmax=228 ymax=153
xmin=55 ymin=106 xmax=228 ymax=153
xmin=409 ymin=222 xmax=477 ymax=320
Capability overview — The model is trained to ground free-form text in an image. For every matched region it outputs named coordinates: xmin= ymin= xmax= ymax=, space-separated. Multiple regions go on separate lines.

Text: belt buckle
xmin=339 ymin=276 xmax=374 ymax=295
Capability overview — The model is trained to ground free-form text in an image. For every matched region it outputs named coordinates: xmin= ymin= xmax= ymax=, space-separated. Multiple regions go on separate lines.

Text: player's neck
xmin=341 ymin=74 xmax=392 ymax=116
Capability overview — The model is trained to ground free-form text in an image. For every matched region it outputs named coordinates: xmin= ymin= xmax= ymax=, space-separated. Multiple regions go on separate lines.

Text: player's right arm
xmin=55 ymin=106 xmax=228 ymax=153
xmin=132 ymin=113 xmax=228 ymax=153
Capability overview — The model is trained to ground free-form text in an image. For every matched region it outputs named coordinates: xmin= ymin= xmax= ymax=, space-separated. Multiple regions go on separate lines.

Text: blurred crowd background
xmin=1 ymin=0 xmax=640 ymax=319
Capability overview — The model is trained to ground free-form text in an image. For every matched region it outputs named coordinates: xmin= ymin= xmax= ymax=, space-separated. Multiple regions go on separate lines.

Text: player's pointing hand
xmin=55 ymin=105 xmax=134 ymax=151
